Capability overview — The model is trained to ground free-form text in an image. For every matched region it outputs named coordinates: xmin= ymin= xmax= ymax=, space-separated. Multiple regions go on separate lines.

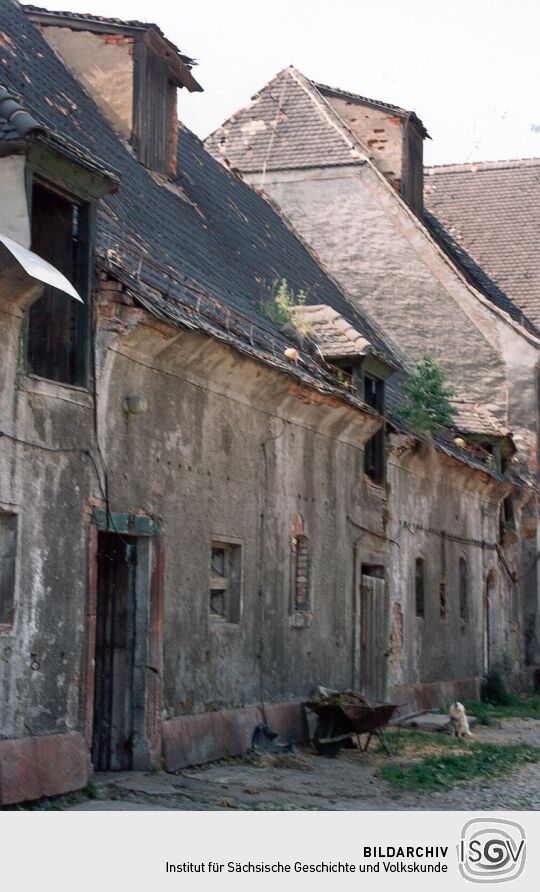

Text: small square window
xmin=209 ymin=542 xmax=242 ymax=623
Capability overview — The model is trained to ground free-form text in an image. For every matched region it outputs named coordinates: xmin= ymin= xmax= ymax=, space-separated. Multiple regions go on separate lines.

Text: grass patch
xmin=464 ymin=694 xmax=540 ymax=726
xmin=379 ymin=729 xmax=465 ymax=756
xmin=379 ymin=741 xmax=540 ymax=792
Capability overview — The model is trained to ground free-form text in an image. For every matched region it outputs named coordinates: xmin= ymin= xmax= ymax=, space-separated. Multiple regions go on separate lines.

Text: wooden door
xmin=92 ymin=533 xmax=138 ymax=770
xmin=360 ymin=570 xmax=388 ymax=701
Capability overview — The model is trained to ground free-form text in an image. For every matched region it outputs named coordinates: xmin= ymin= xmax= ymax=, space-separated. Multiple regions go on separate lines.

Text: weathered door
xmin=92 ymin=533 xmax=138 ymax=771
xmin=360 ymin=570 xmax=388 ymax=701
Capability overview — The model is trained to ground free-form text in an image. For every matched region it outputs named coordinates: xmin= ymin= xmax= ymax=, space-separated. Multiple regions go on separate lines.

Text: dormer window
xmin=26 ymin=9 xmax=203 ymax=178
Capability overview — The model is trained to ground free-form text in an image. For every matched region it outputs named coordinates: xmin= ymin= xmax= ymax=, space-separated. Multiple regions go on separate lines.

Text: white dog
xmin=448 ymin=701 xmax=473 ymax=738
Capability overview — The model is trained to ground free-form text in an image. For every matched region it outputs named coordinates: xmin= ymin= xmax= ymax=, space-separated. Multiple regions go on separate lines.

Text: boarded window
xmin=209 ymin=542 xmax=242 ymax=623
xmin=27 ymin=182 xmax=90 ymax=386
xmin=363 ymin=374 xmax=385 ymax=484
xmin=0 ymin=513 xmax=17 ymax=627
xmin=459 ymin=557 xmax=468 ymax=621
xmin=415 ymin=557 xmax=425 ymax=617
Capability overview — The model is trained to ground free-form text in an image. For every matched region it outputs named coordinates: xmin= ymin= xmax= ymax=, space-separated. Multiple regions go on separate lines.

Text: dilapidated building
xmin=207 ymin=67 xmax=540 ymax=670
xmin=0 ymin=2 xmax=531 ymax=805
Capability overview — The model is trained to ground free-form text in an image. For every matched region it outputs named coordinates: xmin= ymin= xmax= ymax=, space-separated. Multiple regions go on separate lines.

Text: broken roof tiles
xmin=206 ymin=67 xmax=364 ymax=173
xmin=425 ymin=159 xmax=540 ymax=335
xmin=296 ymin=304 xmax=378 ymax=359
xmin=0 ymin=0 xmax=394 ymax=411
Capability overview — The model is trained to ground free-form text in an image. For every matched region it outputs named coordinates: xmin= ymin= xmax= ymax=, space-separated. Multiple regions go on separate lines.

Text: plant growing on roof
xmin=398 ymin=355 xmax=457 ymax=435
xmin=262 ymin=278 xmax=312 ymax=337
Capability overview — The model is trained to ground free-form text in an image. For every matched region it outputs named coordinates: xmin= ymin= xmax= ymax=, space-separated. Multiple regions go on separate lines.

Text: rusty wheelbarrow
xmin=304 ymin=691 xmax=398 ymax=757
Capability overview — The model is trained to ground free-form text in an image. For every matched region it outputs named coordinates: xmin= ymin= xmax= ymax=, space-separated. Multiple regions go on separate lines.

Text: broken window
xmin=209 ymin=541 xmax=242 ymax=623
xmin=459 ymin=556 xmax=468 ymax=621
xmin=415 ymin=557 xmax=425 ymax=617
xmin=26 ymin=181 xmax=90 ymax=386
xmin=0 ymin=513 xmax=17 ymax=628
xmin=363 ymin=373 xmax=385 ymax=484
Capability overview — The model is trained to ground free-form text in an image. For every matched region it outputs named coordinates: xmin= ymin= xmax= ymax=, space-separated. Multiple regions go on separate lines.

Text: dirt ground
xmin=60 ymin=718 xmax=540 ymax=811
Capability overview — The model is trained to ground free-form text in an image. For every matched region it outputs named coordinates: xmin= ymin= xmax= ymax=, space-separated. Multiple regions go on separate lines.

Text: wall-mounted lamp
xmin=124 ymin=395 xmax=148 ymax=415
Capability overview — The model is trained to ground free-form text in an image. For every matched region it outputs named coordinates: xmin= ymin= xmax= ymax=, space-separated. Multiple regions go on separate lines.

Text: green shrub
xmin=398 ymin=355 xmax=457 ymax=435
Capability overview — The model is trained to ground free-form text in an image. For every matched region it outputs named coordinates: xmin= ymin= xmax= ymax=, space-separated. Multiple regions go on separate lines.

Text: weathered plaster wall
xmin=0 ymin=269 xmax=522 ymax=781
xmin=246 ymin=161 xmax=539 ymax=664
xmin=249 ymin=164 xmax=511 ymax=423
xmin=0 ymin=155 xmax=30 ymax=246
xmin=37 ymin=27 xmax=134 ymax=140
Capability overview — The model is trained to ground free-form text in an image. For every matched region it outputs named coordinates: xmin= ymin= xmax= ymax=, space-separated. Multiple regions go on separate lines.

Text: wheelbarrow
xmin=304 ymin=692 xmax=398 ymax=757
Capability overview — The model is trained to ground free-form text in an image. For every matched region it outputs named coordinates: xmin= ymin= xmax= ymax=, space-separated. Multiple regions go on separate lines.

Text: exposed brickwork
xmin=96 ymin=274 xmax=145 ymax=335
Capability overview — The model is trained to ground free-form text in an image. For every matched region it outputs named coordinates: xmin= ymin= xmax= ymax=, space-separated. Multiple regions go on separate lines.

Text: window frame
xmin=208 ymin=538 xmax=243 ymax=625
xmin=459 ymin=555 xmax=468 ymax=622
xmin=23 ymin=172 xmax=95 ymax=389
xmin=415 ymin=556 xmax=425 ymax=618
xmin=0 ymin=510 xmax=19 ymax=633
xmin=363 ymin=372 xmax=386 ymax=484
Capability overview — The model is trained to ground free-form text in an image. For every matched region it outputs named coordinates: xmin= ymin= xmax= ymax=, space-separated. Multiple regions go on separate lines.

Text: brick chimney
xmin=25 ymin=7 xmax=202 ymax=177
xmin=315 ymin=84 xmax=429 ymax=217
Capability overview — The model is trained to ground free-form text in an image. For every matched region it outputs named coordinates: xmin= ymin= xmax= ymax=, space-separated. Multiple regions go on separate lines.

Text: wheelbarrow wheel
xmin=312 ymin=720 xmax=342 ymax=756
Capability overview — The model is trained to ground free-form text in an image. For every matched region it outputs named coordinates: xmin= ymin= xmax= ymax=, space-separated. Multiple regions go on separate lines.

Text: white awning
xmin=0 ymin=231 xmax=83 ymax=302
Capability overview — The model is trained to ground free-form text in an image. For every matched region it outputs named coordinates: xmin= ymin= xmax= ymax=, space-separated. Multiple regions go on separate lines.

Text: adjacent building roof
xmin=0 ymin=0 xmax=394 ymax=411
xmin=206 ymin=67 xmax=365 ymax=173
xmin=425 ymin=159 xmax=540 ymax=335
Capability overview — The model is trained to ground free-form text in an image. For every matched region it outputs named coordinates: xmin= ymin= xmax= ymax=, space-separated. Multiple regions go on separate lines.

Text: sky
xmin=32 ymin=0 xmax=540 ymax=165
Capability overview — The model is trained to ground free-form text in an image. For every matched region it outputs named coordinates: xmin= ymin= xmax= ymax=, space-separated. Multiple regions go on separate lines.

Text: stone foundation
xmin=162 ymin=700 xmax=306 ymax=771
xmin=390 ymin=677 xmax=481 ymax=714
xmin=0 ymin=731 xmax=91 ymax=806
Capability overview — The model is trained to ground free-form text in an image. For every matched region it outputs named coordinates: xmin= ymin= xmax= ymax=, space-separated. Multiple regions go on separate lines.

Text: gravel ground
xmin=61 ymin=718 xmax=540 ymax=812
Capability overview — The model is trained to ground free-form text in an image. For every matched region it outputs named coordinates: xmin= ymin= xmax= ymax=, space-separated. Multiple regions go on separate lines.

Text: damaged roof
xmin=205 ymin=67 xmax=429 ymax=174
xmin=206 ymin=67 xmax=365 ymax=173
xmin=425 ymin=160 xmax=540 ymax=336
xmin=0 ymin=0 xmax=393 ymax=409
xmin=0 ymin=3 xmax=514 ymax=479
xmin=451 ymin=398 xmax=509 ymax=439
xmin=295 ymin=304 xmax=382 ymax=359
xmin=23 ymin=4 xmax=199 ymax=71
xmin=314 ymin=82 xmax=430 ymax=139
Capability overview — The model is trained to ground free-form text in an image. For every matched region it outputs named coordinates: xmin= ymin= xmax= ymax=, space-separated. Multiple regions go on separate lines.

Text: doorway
xmin=92 ymin=532 xmax=138 ymax=771
xmin=359 ymin=565 xmax=388 ymax=701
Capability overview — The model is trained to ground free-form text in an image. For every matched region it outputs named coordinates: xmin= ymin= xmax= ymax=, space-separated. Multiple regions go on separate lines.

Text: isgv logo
xmin=458 ymin=819 xmax=526 ymax=883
